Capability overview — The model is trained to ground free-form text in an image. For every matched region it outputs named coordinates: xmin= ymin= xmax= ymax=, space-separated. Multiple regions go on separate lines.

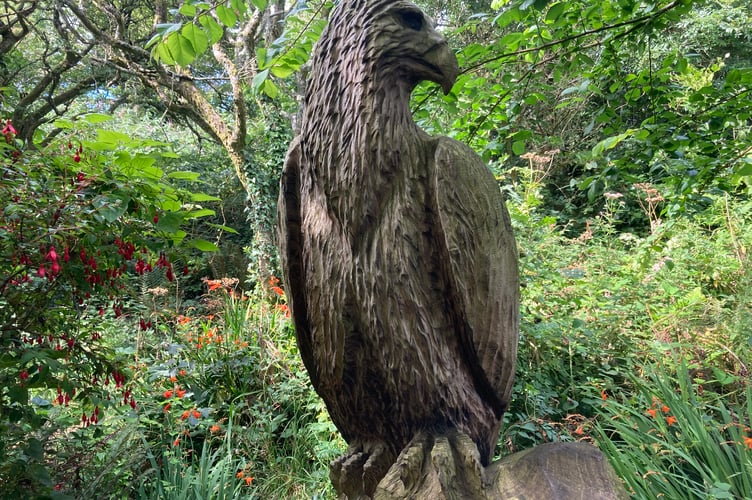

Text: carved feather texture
xmin=278 ymin=0 xmax=519 ymax=479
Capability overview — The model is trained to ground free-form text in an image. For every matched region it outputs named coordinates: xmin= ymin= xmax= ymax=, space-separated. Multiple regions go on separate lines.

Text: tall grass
xmin=594 ymin=364 xmax=752 ymax=499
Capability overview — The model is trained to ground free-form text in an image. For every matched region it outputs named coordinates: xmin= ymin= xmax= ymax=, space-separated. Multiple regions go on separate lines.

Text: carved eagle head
xmin=306 ymin=0 xmax=459 ymax=107
xmin=364 ymin=1 xmax=459 ymax=94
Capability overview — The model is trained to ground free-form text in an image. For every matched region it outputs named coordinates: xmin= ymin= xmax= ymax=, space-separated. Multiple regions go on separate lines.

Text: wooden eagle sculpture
xmin=278 ymin=0 xmax=519 ymax=496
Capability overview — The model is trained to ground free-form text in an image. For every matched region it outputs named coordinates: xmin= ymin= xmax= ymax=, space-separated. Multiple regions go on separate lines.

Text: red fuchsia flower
xmin=153 ymin=214 xmax=159 ymax=224
xmin=2 ymin=119 xmax=17 ymax=136
xmin=19 ymin=370 xmax=29 ymax=382
xmin=46 ymin=246 xmax=58 ymax=262
xmin=73 ymin=152 xmax=81 ymax=162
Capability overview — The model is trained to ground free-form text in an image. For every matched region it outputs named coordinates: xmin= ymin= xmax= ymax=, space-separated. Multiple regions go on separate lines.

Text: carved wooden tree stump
xmin=373 ymin=431 xmax=629 ymax=500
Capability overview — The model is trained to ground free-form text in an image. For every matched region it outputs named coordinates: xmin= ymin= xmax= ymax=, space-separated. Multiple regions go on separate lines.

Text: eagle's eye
xmin=397 ymin=9 xmax=424 ymax=31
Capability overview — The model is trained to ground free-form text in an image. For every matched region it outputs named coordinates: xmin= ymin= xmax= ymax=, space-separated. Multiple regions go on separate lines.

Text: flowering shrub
xmin=0 ymin=115 xmax=219 ymax=495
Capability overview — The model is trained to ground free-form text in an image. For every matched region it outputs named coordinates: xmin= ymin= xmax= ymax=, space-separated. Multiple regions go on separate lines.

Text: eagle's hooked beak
xmin=422 ymin=41 xmax=459 ymax=95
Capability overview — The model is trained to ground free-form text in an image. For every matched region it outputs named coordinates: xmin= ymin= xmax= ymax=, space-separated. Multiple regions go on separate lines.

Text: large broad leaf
xmin=199 ymin=15 xmax=224 ymax=44
xmin=165 ymin=32 xmax=197 ymax=67
xmin=189 ymin=239 xmax=219 ymax=252
xmin=83 ymin=113 xmax=113 ymax=124
xmin=167 ymin=171 xmax=201 ymax=181
xmin=216 ymin=5 xmax=237 ymax=27
xmin=93 ymin=193 xmax=130 ymax=223
xmin=185 ymin=208 xmax=216 ymax=219
xmin=155 ymin=211 xmax=185 ymax=233
xmin=182 ymin=23 xmax=209 ymax=56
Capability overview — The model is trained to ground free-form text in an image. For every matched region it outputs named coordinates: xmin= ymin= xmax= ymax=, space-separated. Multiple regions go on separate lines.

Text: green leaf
xmin=216 ymin=5 xmax=237 ymax=27
xmin=545 ymin=2 xmax=566 ymax=22
xmin=252 ymin=68 xmax=270 ymax=92
xmin=53 ymin=119 xmax=74 ymax=129
xmin=231 ymin=0 xmax=248 ymax=17
xmin=181 ymin=23 xmax=209 ymax=55
xmin=155 ymin=211 xmax=185 ymax=233
xmin=512 ymin=140 xmax=526 ymax=155
xmin=190 ymin=192 xmax=221 ymax=202
xmin=167 ymin=171 xmax=201 ymax=181
xmin=207 ymin=223 xmax=239 ymax=234
xmin=592 ymin=130 xmax=636 ymax=156
xmin=93 ymin=193 xmax=130 ymax=223
xmin=251 ymin=0 xmax=267 ymax=9
xmin=83 ymin=113 xmax=113 ymax=124
xmin=179 ymin=4 xmax=197 ymax=17
xmin=154 ymin=42 xmax=176 ymax=65
xmin=185 ymin=208 xmax=216 ymax=219
xmin=199 ymin=15 xmax=224 ymax=44
xmin=270 ymin=64 xmax=296 ymax=79
xmin=189 ymin=239 xmax=219 ymax=252
xmin=165 ymin=32 xmax=197 ymax=67
xmin=736 ymin=159 xmax=752 ymax=176
xmin=263 ymin=79 xmax=279 ymax=98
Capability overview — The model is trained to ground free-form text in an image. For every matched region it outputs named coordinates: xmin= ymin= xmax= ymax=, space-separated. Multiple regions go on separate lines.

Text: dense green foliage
xmin=1 ymin=0 xmax=751 ymax=497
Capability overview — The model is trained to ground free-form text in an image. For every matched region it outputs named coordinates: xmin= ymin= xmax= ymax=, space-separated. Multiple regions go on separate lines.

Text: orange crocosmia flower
xmin=179 ymin=369 xmax=187 ymax=376
xmin=661 ymin=405 xmax=670 ymax=414
xmin=666 ymin=415 xmax=678 ymax=426
xmin=169 ymin=375 xmax=177 ymax=382
xmin=173 ymin=438 xmax=180 ymax=446
xmin=163 ymin=390 xmax=173 ymax=399
xmin=210 ymin=424 xmax=221 ymax=433
xmin=269 ymin=276 xmax=280 ymax=286
xmin=236 ymin=471 xmax=245 ymax=479
xmin=743 ymin=436 xmax=752 ymax=449
xmin=176 ymin=388 xmax=186 ymax=398
xmin=192 ymin=410 xmax=201 ymax=419
xmin=163 ymin=403 xmax=171 ymax=412
xmin=601 ymin=389 xmax=607 ymax=401
xmin=244 ymin=476 xmax=253 ymax=486
xmin=181 ymin=410 xmax=190 ymax=420
xmin=206 ymin=314 xmax=215 ymax=321
xmin=206 ymin=280 xmax=222 ymax=291
xmin=272 ymin=286 xmax=285 ymax=297
xmin=574 ymin=426 xmax=584 ymax=435
xmin=646 ymin=408 xmax=657 ymax=418
xmin=177 ymin=315 xmax=191 ymax=325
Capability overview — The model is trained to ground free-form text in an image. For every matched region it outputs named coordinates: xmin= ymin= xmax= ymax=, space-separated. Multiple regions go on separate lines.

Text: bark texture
xmin=375 ymin=431 xmax=629 ymax=500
